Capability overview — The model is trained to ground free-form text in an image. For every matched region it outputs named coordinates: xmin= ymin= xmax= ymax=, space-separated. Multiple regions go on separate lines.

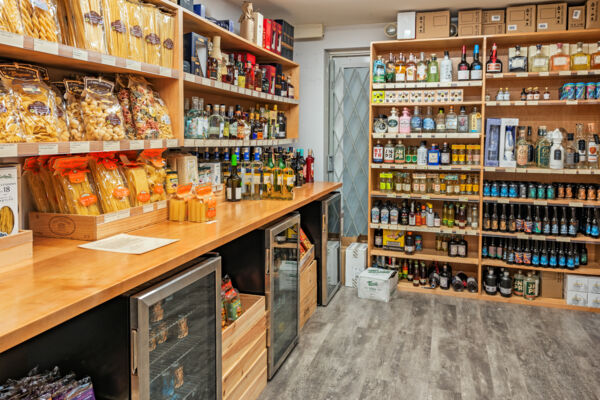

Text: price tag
xmin=143 ymin=203 xmax=155 ymax=213
xmin=126 ymin=59 xmax=142 ymax=71
xmin=533 ymin=200 xmax=547 ymax=206
xmin=232 ymin=85 xmax=239 ymax=93
xmin=72 ymin=48 xmax=88 ymax=61
xmin=538 ymin=72 xmax=549 ymax=76
xmin=498 ymin=198 xmax=509 ymax=204
xmin=0 ymin=144 xmax=17 ymax=157
xmin=566 ymin=100 xmax=578 ymax=105
xmin=129 ymin=140 xmax=144 ymax=150
xmin=515 ymin=73 xmax=528 ymax=77
xmin=150 ymin=139 xmax=163 ymax=149
xmin=517 ymin=233 xmax=527 ymax=239
xmin=156 ymin=200 xmax=167 ymax=210
xmin=499 ymin=101 xmax=511 ymax=106
xmin=183 ymin=139 xmax=195 ymax=147
xmin=372 ymin=84 xmax=383 ymax=89
xmin=38 ymin=143 xmax=58 ymax=155
xmin=70 ymin=142 xmax=90 ymax=154
xmin=558 ymin=71 xmax=571 ymax=76
xmin=159 ymin=66 xmax=171 ymax=77
xmin=556 ymin=237 xmax=571 ymax=242
xmin=487 ymin=101 xmax=497 ymax=106
xmin=527 ymin=101 xmax=538 ymax=106
xmin=184 ymin=73 xmax=195 ymax=82
xmin=103 ymin=141 xmax=120 ymax=152
xmin=569 ymin=202 xmax=583 ymax=207
xmin=494 ymin=73 xmax=504 ymax=78
xmin=116 ymin=209 xmax=131 ymax=220
xmin=386 ymin=193 xmax=395 ymax=198
xmin=422 ymin=195 xmax=430 ymax=199
xmin=167 ymin=139 xmax=179 ymax=147
xmin=0 ymin=31 xmax=24 ymax=48
xmin=577 ymin=70 xmax=589 ymax=75
xmin=101 ymin=54 xmax=116 ymax=66
xmin=515 ymin=101 xmax=525 ymax=106
xmin=215 ymin=81 xmax=224 ymax=89
xmin=103 ymin=212 xmax=119 ymax=223
xmin=244 ymin=88 xmax=252 ymax=95
xmin=33 ymin=39 xmax=58 ymax=54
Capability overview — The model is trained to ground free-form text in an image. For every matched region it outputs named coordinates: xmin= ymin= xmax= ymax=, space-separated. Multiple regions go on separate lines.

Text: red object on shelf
xmin=263 ymin=19 xmax=272 ymax=51
xmin=273 ymin=21 xmax=282 ymax=55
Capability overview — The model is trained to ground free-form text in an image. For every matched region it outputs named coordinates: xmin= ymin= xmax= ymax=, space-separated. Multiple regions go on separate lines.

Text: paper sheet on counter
xmin=79 ymin=234 xmax=179 ymax=254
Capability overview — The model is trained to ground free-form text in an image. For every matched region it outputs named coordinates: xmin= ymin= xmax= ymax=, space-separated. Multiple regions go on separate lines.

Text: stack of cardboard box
xmin=458 ymin=9 xmax=482 ymax=36
xmin=415 ymin=10 xmax=450 ymax=39
xmin=483 ymin=9 xmax=506 ymax=35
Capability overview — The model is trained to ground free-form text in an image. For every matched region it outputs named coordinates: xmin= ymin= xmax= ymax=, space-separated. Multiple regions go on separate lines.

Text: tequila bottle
xmin=591 ymin=41 xmax=600 ymax=70
xmin=509 ymin=45 xmax=528 ymax=72
xmin=535 ymin=127 xmax=551 ymax=168
xmin=516 ymin=126 xmax=529 ymax=168
xmin=529 ymin=44 xmax=549 ymax=72
xmin=207 ymin=104 xmax=224 ymax=139
xmin=571 ymin=42 xmax=590 ymax=70
xmin=241 ymin=148 xmax=253 ymax=199
xmin=251 ymin=149 xmax=263 ymax=199
xmin=445 ymin=105 xmax=457 ymax=133
xmin=550 ymin=43 xmax=570 ymax=71
xmin=427 ymin=54 xmax=439 ymax=82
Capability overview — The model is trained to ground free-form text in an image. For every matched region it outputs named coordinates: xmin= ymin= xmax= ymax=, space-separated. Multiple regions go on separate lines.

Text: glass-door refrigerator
xmin=130 ymin=255 xmax=222 ymax=400
xmin=300 ymin=192 xmax=342 ymax=306
xmin=217 ymin=214 xmax=300 ymax=379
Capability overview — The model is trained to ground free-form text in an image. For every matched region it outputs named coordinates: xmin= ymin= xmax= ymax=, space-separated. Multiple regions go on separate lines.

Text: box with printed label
xmin=588 ymin=277 xmax=600 ymax=294
xmin=357 ymin=268 xmax=398 ymax=302
xmin=588 ymin=293 xmax=600 ymax=308
xmin=416 ymin=10 xmax=450 ymax=39
xmin=345 ymin=242 xmax=368 ymax=288
xmin=183 ymin=32 xmax=208 ymax=77
xmin=397 ymin=11 xmax=416 ymax=39
xmin=483 ymin=9 xmax=505 ymax=24
xmin=569 ymin=5 xmax=586 ymax=30
xmin=536 ymin=2 xmax=567 ymax=32
xmin=586 ymin=0 xmax=600 ymax=28
xmin=459 ymin=10 xmax=482 ymax=25
xmin=0 ymin=165 xmax=19 ymax=237
xmin=382 ymin=230 xmax=404 ymax=251
xmin=565 ymin=290 xmax=588 ymax=306
xmin=507 ymin=5 xmax=537 ymax=33
xmin=565 ymin=275 xmax=589 ymax=292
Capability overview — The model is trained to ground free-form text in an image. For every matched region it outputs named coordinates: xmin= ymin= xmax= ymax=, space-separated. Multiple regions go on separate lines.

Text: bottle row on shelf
xmin=483 ymin=180 xmax=600 ymax=202
xmin=373 ymin=141 xmax=481 ymax=166
xmin=372 ymin=201 xmax=478 ymax=230
xmin=376 ymin=172 xmax=480 ymax=196
xmin=489 ymin=82 xmax=600 ymax=103
xmin=482 ymin=268 xmax=540 ymax=300
xmin=373 ymin=106 xmax=482 ymax=134
xmin=374 ymin=230 xmax=472 ymax=259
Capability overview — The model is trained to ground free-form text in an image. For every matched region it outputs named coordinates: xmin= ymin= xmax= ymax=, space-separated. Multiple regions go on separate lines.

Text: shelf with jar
xmin=372 ymin=137 xmax=481 ymax=166
xmin=373 ymin=170 xmax=480 ymax=198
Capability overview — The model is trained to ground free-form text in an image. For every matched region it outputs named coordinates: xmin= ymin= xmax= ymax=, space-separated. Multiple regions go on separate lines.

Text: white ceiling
xmin=228 ymin=0 xmax=580 ymax=26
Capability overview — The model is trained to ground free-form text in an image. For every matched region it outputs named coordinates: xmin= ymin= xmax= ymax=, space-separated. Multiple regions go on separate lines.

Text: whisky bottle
xmin=405 ymin=53 xmax=417 ymax=81
xmin=386 ymin=52 xmax=396 ymax=82
xmin=550 ymin=43 xmax=570 ymax=71
xmin=591 ymin=41 xmax=600 ymax=70
xmin=486 ymin=43 xmax=502 ymax=73
xmin=509 ymin=45 xmax=528 ymax=72
xmin=457 ymin=45 xmax=470 ymax=81
xmin=571 ymin=42 xmax=590 ymax=71
xmin=226 ymin=154 xmax=242 ymax=202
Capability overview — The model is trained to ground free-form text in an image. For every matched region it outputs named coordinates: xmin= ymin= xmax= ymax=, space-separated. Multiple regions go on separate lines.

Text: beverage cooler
xmin=217 ymin=214 xmax=300 ymax=379
xmin=300 ymin=192 xmax=343 ymax=306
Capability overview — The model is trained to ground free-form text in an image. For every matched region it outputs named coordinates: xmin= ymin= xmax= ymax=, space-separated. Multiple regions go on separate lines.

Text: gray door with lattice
xmin=328 ymin=53 xmax=370 ymax=237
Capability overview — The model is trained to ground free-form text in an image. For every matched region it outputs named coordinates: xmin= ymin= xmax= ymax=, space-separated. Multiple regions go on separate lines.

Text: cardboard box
xmin=536 ymin=2 xmax=567 ymax=32
xmin=193 ymin=4 xmax=205 ymax=18
xmin=263 ymin=18 xmax=272 ymax=51
xmin=273 ymin=21 xmax=282 ymax=55
xmin=482 ymin=23 xmax=506 ymax=34
xmin=0 ymin=165 xmax=19 ymax=236
xmin=183 ymin=32 xmax=208 ymax=77
xmin=397 ymin=11 xmax=416 ymax=39
xmin=588 ymin=277 xmax=600 ymax=294
xmin=459 ymin=9 xmax=482 ymax=24
xmin=357 ymin=268 xmax=398 ymax=302
xmin=483 ymin=9 xmax=505 ymax=24
xmin=499 ymin=118 xmax=519 ymax=168
xmin=565 ymin=275 xmax=588 ymax=292
xmin=565 ymin=290 xmax=588 ymax=306
xmin=541 ymin=272 xmax=564 ymax=299
xmin=588 ymin=293 xmax=600 ymax=308
xmin=459 ymin=24 xmax=481 ymax=36
xmin=253 ymin=12 xmax=264 ymax=47
xmin=569 ymin=5 xmax=586 ymax=30
xmin=586 ymin=0 xmax=600 ymax=28
xmin=345 ymin=242 xmax=367 ymax=288
xmin=382 ymin=229 xmax=404 ymax=251
xmin=416 ymin=10 xmax=450 ymax=39
xmin=507 ymin=5 xmax=537 ymax=33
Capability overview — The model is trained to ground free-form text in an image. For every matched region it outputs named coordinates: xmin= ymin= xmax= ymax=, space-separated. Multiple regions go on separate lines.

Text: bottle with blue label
xmin=423 ymin=106 xmax=435 ymax=132
xmin=428 ymin=143 xmax=440 ymax=165
xmin=540 ymin=242 xmax=549 ymax=266
xmin=531 ymin=241 xmax=540 ymax=265
xmin=567 ymin=244 xmax=575 ymax=270
xmin=549 ymin=242 xmax=558 ymax=267
xmin=373 ymin=56 xmax=386 ymax=83
xmin=371 ymin=201 xmax=381 ymax=223
xmin=558 ymin=243 xmax=566 ymax=267
xmin=410 ymin=106 xmax=423 ymax=132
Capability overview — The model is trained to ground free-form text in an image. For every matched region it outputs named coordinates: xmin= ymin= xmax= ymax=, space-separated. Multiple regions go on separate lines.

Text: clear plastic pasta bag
xmin=23 ymin=157 xmax=52 ymax=213
xmin=19 ymin=0 xmax=62 ymax=42
xmin=128 ymin=75 xmax=159 ymax=139
xmin=80 ymin=76 xmax=126 ymax=141
xmin=52 ymin=156 xmax=101 ymax=215
xmin=0 ymin=0 xmax=25 ymax=35
xmin=0 ymin=79 xmax=25 ymax=143
xmin=64 ymin=80 xmax=85 ymax=141
xmin=137 ymin=148 xmax=166 ymax=202
xmin=70 ymin=0 xmax=107 ymax=53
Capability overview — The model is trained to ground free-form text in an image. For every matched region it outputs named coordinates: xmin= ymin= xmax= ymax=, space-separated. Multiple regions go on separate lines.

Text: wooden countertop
xmin=0 ymin=182 xmax=341 ymax=353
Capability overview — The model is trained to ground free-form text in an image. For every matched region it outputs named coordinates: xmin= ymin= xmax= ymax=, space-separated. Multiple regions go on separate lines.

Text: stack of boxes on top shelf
xmin=397 ymin=1 xmax=600 ymax=40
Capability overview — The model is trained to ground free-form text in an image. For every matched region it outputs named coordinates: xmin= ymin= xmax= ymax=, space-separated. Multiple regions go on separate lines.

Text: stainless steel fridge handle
xmin=265 ymin=248 xmax=270 ymax=275
xmin=131 ymin=329 xmax=138 ymax=375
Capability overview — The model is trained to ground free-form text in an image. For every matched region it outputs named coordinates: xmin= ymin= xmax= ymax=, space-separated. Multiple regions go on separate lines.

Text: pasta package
xmin=0 ymin=80 xmax=25 ymax=143
xmin=0 ymin=165 xmax=19 ymax=236
xmin=64 ymin=80 xmax=85 ymax=141
xmin=23 ymin=157 xmax=51 ymax=213
xmin=49 ymin=81 xmax=69 ymax=142
xmin=125 ymin=0 xmax=143 ymax=63
xmin=38 ymin=156 xmax=65 ymax=213
xmin=0 ymin=64 xmax=59 ymax=142
xmin=19 ymin=0 xmax=61 ymax=42
xmin=153 ymin=90 xmax=173 ymax=139
xmin=88 ymin=152 xmax=130 ymax=213
xmin=70 ymin=0 xmax=107 ymax=53
xmin=119 ymin=152 xmax=151 ymax=207
xmin=52 ymin=156 xmax=101 ymax=215
xmin=0 ymin=0 xmax=25 ymax=35
xmin=158 ymin=9 xmax=174 ymax=69
xmin=141 ymin=3 xmax=160 ymax=66
xmin=137 ymin=149 xmax=166 ymax=202
xmin=102 ymin=0 xmax=128 ymax=58
xmin=56 ymin=0 xmax=74 ymax=46
xmin=115 ymin=75 xmax=135 ymax=139
xmin=128 ymin=75 xmax=159 ymax=139
xmin=80 ymin=76 xmax=126 ymax=141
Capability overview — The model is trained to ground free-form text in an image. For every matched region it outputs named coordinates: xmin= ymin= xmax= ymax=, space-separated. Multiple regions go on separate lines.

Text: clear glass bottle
xmin=251 ymin=148 xmax=263 ymax=200
xmin=536 ymin=127 xmax=551 ymax=168
xmin=440 ymin=50 xmax=453 ymax=83
xmin=445 ymin=105 xmax=457 ymax=133
xmin=240 ymin=147 xmax=253 ymax=199
xmin=457 ymin=106 xmax=468 ymax=133
xmin=405 ymin=53 xmax=417 ymax=82
xmin=550 ymin=43 xmax=570 ymax=71
xmin=207 ymin=104 xmax=224 ymax=139
xmin=565 ymin=133 xmax=578 ymax=169
xmin=262 ymin=150 xmax=273 ymax=199
xmin=423 ymin=106 xmax=435 ymax=133
xmin=575 ymin=123 xmax=587 ymax=167
xmin=427 ymin=54 xmax=439 ymax=82
xmin=394 ymin=53 xmax=406 ymax=83
xmin=416 ymin=52 xmax=428 ymax=82
xmin=417 ymin=141 xmax=428 ymax=165
xmin=386 ymin=52 xmax=396 ymax=82
xmin=282 ymin=154 xmax=295 ymax=200
xmin=388 ymin=107 xmax=400 ymax=134
xmin=185 ymin=97 xmax=201 ymax=139
xmin=549 ymin=129 xmax=565 ymax=170
xmin=516 ymin=126 xmax=530 ymax=168
xmin=509 ymin=45 xmax=528 ymax=72
xmin=384 ymin=140 xmax=395 ymax=163
xmin=468 ymin=107 xmax=481 ymax=133
xmin=529 ymin=44 xmax=549 ymax=72
xmin=435 ymin=108 xmax=446 ymax=132
xmin=571 ymin=41 xmax=590 ymax=71
xmin=373 ymin=55 xmax=386 ymax=83
xmin=587 ymin=123 xmax=599 ymax=169
xmin=410 ymin=106 xmax=422 ymax=133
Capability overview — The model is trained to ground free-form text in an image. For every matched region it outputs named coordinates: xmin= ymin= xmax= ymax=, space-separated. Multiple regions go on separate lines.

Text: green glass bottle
xmin=427 ymin=54 xmax=440 ymax=82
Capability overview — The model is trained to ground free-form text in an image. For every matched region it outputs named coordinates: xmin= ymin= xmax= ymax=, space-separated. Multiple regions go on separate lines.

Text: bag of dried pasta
xmin=48 ymin=81 xmax=69 ymax=142
xmin=0 ymin=0 xmax=25 ymax=35
xmin=69 ymin=0 xmax=107 ymax=53
xmin=141 ymin=2 xmax=160 ymax=66
xmin=102 ymin=0 xmax=128 ymax=58
xmin=23 ymin=157 xmax=52 ymax=213
xmin=153 ymin=90 xmax=173 ymax=139
xmin=52 ymin=156 xmax=101 ymax=215
xmin=115 ymin=75 xmax=135 ymax=139
xmin=88 ymin=152 xmax=131 ymax=213
xmin=137 ymin=149 xmax=166 ymax=202
xmin=55 ymin=0 xmax=74 ymax=46
xmin=0 ymin=79 xmax=25 ymax=143
xmin=0 ymin=64 xmax=59 ymax=142
xmin=128 ymin=75 xmax=159 ymax=139
xmin=125 ymin=0 xmax=143 ymax=63
xmin=119 ymin=151 xmax=151 ymax=207
xmin=64 ymin=79 xmax=85 ymax=141
xmin=39 ymin=155 xmax=67 ymax=213
xmin=80 ymin=76 xmax=126 ymax=141
xmin=158 ymin=9 xmax=175 ymax=69
xmin=18 ymin=0 xmax=62 ymax=42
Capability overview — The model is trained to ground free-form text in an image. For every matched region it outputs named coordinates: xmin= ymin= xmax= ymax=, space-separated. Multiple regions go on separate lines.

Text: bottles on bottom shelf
xmin=482 ymin=267 xmax=540 ymax=300
xmin=372 ymin=257 xmax=478 ymax=292
xmin=375 ymin=230 xmax=470 ymax=258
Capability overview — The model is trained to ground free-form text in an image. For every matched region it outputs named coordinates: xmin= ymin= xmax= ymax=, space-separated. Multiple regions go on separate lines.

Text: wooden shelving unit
xmin=369 ymin=29 xmax=600 ymax=313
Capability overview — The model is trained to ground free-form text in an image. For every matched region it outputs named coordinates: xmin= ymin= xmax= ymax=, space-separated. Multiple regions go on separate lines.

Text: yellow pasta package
xmin=0 ymin=64 xmax=59 ymax=142
xmin=52 ymin=156 xmax=101 ymax=215
xmin=69 ymin=0 xmax=107 ymax=53
xmin=141 ymin=2 xmax=160 ymax=66
xmin=151 ymin=89 xmax=173 ymax=139
xmin=0 ymin=79 xmax=25 ymax=143
xmin=128 ymin=75 xmax=159 ymax=139
xmin=55 ymin=0 xmax=74 ymax=46
xmin=88 ymin=152 xmax=131 ymax=213
xmin=125 ymin=0 xmax=143 ymax=62
xmin=80 ymin=76 xmax=126 ymax=141
xmin=49 ymin=81 xmax=69 ymax=142
xmin=102 ymin=0 xmax=128 ymax=58
xmin=64 ymin=80 xmax=85 ymax=141
xmin=137 ymin=148 xmax=166 ymax=202
xmin=158 ymin=9 xmax=174 ymax=69
xmin=19 ymin=0 xmax=61 ymax=42
xmin=23 ymin=157 xmax=51 ymax=213
xmin=119 ymin=151 xmax=151 ymax=207
xmin=39 ymin=156 xmax=66 ymax=213
xmin=0 ymin=0 xmax=25 ymax=35
xmin=169 ymin=184 xmax=192 ymax=222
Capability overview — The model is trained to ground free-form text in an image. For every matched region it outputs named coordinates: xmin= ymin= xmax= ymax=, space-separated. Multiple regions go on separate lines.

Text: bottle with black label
xmin=499 ymin=271 xmax=512 ymax=297
xmin=448 ymin=235 xmax=459 ymax=257
xmin=400 ymin=201 xmax=409 ymax=225
xmin=484 ymin=268 xmax=497 ymax=295
xmin=439 ymin=263 xmax=451 ymax=290
xmin=458 ymin=235 xmax=468 ymax=258
xmin=508 ymin=204 xmax=516 ymax=233
xmin=467 ymin=276 xmax=478 ymax=292
xmin=483 ymin=204 xmax=491 ymax=231
xmin=374 ymin=229 xmax=383 ymax=248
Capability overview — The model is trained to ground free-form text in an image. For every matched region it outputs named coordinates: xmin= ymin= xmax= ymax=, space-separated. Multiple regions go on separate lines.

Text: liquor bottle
xmin=207 ymin=38 xmax=221 ymax=80
xmin=282 ymin=154 xmax=295 ymax=200
xmin=435 ymin=108 xmax=446 ymax=132
xmin=445 ymin=105 xmax=457 ymax=133
xmin=250 ymin=149 xmax=263 ymax=199
xmin=416 ymin=141 xmax=428 ymax=166
xmin=483 ymin=203 xmax=491 ymax=230
xmin=529 ymin=44 xmax=549 ymax=72
xmin=457 ymin=106 xmax=468 ymax=133
xmin=223 ymin=53 xmax=235 ymax=84
xmin=486 ymin=43 xmax=502 ymax=73
xmin=452 ymin=272 xmax=468 ymax=292
xmin=550 ymin=43 xmax=570 ymax=71
xmin=388 ymin=107 xmax=400 ymax=134
xmin=245 ymin=61 xmax=255 ymax=90
xmin=526 ymin=127 xmax=535 ymax=165
xmin=240 ymin=147 xmax=253 ymax=200
xmin=373 ymin=56 xmax=386 ymax=83
xmin=560 ymin=206 xmax=568 ymax=236
xmin=509 ymin=45 xmax=528 ymax=72
xmin=458 ymin=235 xmax=468 ymax=257
xmin=586 ymin=123 xmax=599 ymax=169
xmin=468 ymin=107 xmax=481 ymax=133
xmin=185 ymin=97 xmax=201 ymax=139
xmin=491 ymin=203 xmax=498 ymax=231
xmin=457 ymin=45 xmax=470 ymax=81
xmin=207 ymin=104 xmax=224 ymax=139
xmin=226 ymin=154 xmax=242 ymax=202
xmin=571 ymin=42 xmax=590 ymax=70
xmin=394 ymin=53 xmax=406 ymax=83
xmin=440 ymin=142 xmax=451 ymax=165
xmin=470 ymin=44 xmax=483 ymax=80
xmin=534 ymin=206 xmax=542 ymax=234
xmin=305 ymin=149 xmax=314 ymax=183
xmin=499 ymin=204 xmax=507 ymax=232
xmin=422 ymin=106 xmax=435 ymax=132
xmin=427 ymin=54 xmax=439 ymax=82
xmin=383 ymin=140 xmax=395 ymax=164
xmin=405 ymin=53 xmax=417 ymax=81
xmin=398 ymin=107 xmax=410 ymax=134
xmin=416 ymin=52 xmax=428 ymax=82
xmin=565 ymin=133 xmax=578 ymax=169
xmin=287 ymin=76 xmax=295 ymax=98
xmin=385 ymin=52 xmax=396 ymax=82
xmin=569 ymin=207 xmax=578 ymax=237
xmin=484 ymin=268 xmax=497 ymax=295
xmin=428 ymin=143 xmax=440 ymax=165
xmin=535 ymin=127 xmax=551 ymax=168
xmin=516 ymin=126 xmax=529 ymax=168
xmin=374 ymin=229 xmax=383 ymax=248
xmin=410 ymin=106 xmax=422 ymax=132
xmin=591 ymin=41 xmax=600 ymax=69
xmin=508 ymin=204 xmax=516 ymax=232
xmin=573 ymin=123 xmax=587 ymax=167
xmin=261 ymin=150 xmax=273 ymax=199
xmin=440 ymin=51 xmax=453 ymax=83
xmin=551 ymin=206 xmax=559 ymax=235
xmin=254 ymin=68 xmax=263 ymax=92
xmin=549 ymin=129 xmax=565 ymax=170
xmin=592 ymin=209 xmax=600 ymax=238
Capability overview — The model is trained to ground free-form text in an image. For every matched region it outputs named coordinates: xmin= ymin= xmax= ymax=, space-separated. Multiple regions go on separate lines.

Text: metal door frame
xmin=320 ymin=192 xmax=342 ymax=306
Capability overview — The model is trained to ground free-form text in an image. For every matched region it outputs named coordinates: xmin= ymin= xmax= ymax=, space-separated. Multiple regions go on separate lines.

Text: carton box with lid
xmin=536 ymin=2 xmax=567 ymax=32
xmin=458 ymin=24 xmax=481 ymax=37
xmin=345 ymin=242 xmax=367 ymax=288
xmin=483 ymin=9 xmax=505 ymax=24
xmin=416 ymin=10 xmax=450 ymax=39
xmin=565 ymin=291 xmax=588 ymax=306
xmin=507 ymin=5 xmax=537 ymax=33
xmin=459 ymin=9 xmax=482 ymax=25
xmin=357 ymin=268 xmax=398 ymax=302
xmin=568 ymin=5 xmax=586 ymax=30
xmin=482 ymin=23 xmax=505 ymax=35
xmin=541 ymin=272 xmax=564 ymax=299
xmin=586 ymin=0 xmax=600 ymax=29
xmin=565 ymin=275 xmax=588 ymax=293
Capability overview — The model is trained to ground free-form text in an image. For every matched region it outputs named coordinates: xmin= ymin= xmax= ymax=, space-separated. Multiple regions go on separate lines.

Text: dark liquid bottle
xmin=507 ymin=239 xmax=514 ymax=264
xmin=499 ymin=204 xmax=507 ymax=232
xmin=580 ymin=244 xmax=588 ymax=265
xmin=483 ymin=204 xmax=491 ymax=230
xmin=481 ymin=237 xmax=489 ymax=258
xmin=486 ymin=43 xmax=503 ymax=73
xmin=543 ymin=206 xmax=551 ymax=235
xmin=499 ymin=271 xmax=512 ymax=298
xmin=491 ymin=204 xmax=499 ymax=231
xmin=440 ymin=263 xmax=452 ymax=290
xmin=531 ymin=241 xmax=540 ymax=266
xmin=484 ymin=268 xmax=497 ymax=296
xmin=508 ymin=204 xmax=516 ymax=232
xmin=534 ymin=206 xmax=542 ymax=234
xmin=524 ymin=205 xmax=533 ymax=234
xmin=540 ymin=241 xmax=549 ymax=266
xmin=551 ymin=207 xmax=559 ymax=236
xmin=452 ymin=272 xmax=468 ymax=291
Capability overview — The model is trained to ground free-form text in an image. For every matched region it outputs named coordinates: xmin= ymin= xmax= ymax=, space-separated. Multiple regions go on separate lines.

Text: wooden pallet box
xmin=299 ymin=259 xmax=317 ymax=329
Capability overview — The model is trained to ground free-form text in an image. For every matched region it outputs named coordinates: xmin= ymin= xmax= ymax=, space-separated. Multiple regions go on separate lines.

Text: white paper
xmin=103 ymin=141 xmax=120 ymax=151
xmin=33 ymin=39 xmax=58 ymax=55
xmin=79 ymin=233 xmax=178 ymax=254
xmin=0 ymin=31 xmax=24 ymax=48
xmin=159 ymin=66 xmax=171 ymax=77
xmin=38 ymin=143 xmax=58 ymax=155
xmin=166 ymin=139 xmax=179 ymax=147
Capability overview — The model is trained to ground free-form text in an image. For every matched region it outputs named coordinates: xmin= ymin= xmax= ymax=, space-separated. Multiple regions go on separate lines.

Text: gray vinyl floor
xmin=259 ymin=287 xmax=600 ymax=400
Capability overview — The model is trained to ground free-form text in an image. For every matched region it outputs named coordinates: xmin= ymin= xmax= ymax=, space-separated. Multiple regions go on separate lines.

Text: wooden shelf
xmin=0 ymin=139 xmax=181 ymax=157
xmin=482 ymin=231 xmax=600 ymax=244
xmin=478 ymin=292 xmax=600 ymax=313
xmin=483 ymin=167 xmax=600 ymax=175
xmin=481 ymin=258 xmax=600 ymax=276
xmin=485 ymin=100 xmax=600 ymax=107
xmin=372 ymin=163 xmax=481 ymax=172
xmin=182 ymin=138 xmax=296 ymax=148
xmin=184 ymin=73 xmax=299 ymax=105
xmin=372 ymin=101 xmax=482 ymax=107
xmin=371 ymin=191 xmax=480 ymax=203
xmin=372 ymin=132 xmax=481 ymax=139
xmin=372 ymin=248 xmax=479 ymax=264
xmin=370 ymin=223 xmax=479 ymax=236
xmin=373 ymin=81 xmax=483 ymax=90
xmin=397 ymin=281 xmax=480 ymax=299
xmin=484 ymin=197 xmax=600 ymax=208
xmin=486 ymin=70 xmax=600 ymax=80
xmin=0 ymin=33 xmax=178 ymax=79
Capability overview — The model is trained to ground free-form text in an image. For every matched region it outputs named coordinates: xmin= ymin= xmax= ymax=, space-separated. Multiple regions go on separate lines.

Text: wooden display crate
xmin=0 ymin=230 xmax=33 ymax=267
xmin=29 ymin=201 xmax=167 ymax=241
xmin=222 ymin=293 xmax=267 ymax=400
xmin=299 ymin=259 xmax=317 ymax=329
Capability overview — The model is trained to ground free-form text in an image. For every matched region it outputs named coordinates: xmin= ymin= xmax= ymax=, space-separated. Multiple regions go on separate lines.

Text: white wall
xmin=295 ymin=23 xmax=388 ymax=181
